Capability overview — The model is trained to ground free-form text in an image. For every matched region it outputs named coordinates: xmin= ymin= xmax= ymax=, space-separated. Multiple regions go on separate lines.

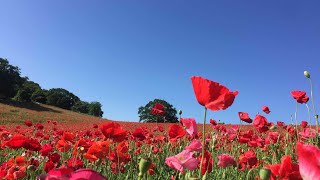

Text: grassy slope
xmin=0 ymin=101 xmax=107 ymax=125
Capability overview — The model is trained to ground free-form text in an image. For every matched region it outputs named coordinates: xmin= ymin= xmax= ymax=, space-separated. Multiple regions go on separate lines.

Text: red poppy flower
xmin=198 ymin=150 xmax=213 ymax=175
xmin=238 ymin=112 xmax=252 ymax=123
xmin=301 ymin=121 xmax=308 ymax=128
xmin=100 ymin=122 xmax=127 ymax=142
xmin=50 ymin=153 xmax=61 ymax=163
xmin=151 ymin=103 xmax=165 ymax=116
xmin=238 ymin=151 xmax=258 ymax=170
xmin=63 ymin=132 xmax=75 ymax=142
xmin=253 ymin=115 xmax=270 ymax=133
xmin=35 ymin=123 xmax=44 ymax=130
xmin=209 ymin=119 xmax=217 ymax=126
xmin=291 ymin=90 xmax=309 ymax=104
xmin=168 ymin=124 xmax=185 ymax=141
xmin=56 ymin=140 xmax=71 ymax=152
xmin=267 ymin=155 xmax=302 ymax=180
xmin=191 ymin=76 xmax=238 ymax=111
xmin=5 ymin=134 xmax=26 ymax=149
xmin=24 ymin=138 xmax=42 ymax=151
xmin=24 ymin=120 xmax=33 ymax=127
xmin=262 ymin=106 xmax=271 ymax=114
xmin=277 ymin=121 xmax=285 ymax=127
xmin=40 ymin=144 xmax=53 ymax=156
xmin=132 ymin=128 xmax=146 ymax=141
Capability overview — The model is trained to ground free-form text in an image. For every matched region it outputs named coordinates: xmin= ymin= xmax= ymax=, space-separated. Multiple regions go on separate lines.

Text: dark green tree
xmin=46 ymin=88 xmax=80 ymax=110
xmin=0 ymin=58 xmax=24 ymax=99
xmin=88 ymin=101 xmax=103 ymax=117
xmin=72 ymin=101 xmax=90 ymax=114
xmin=14 ymin=79 xmax=41 ymax=102
xmin=31 ymin=89 xmax=48 ymax=104
xmin=138 ymin=99 xmax=178 ymax=123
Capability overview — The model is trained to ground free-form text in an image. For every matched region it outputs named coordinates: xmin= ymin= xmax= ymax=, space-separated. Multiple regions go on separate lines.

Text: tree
xmin=46 ymin=88 xmax=80 ymax=110
xmin=138 ymin=99 xmax=178 ymax=123
xmin=14 ymin=79 xmax=41 ymax=102
xmin=72 ymin=101 xmax=90 ymax=114
xmin=88 ymin=101 xmax=103 ymax=117
xmin=0 ymin=58 xmax=24 ymax=99
xmin=31 ymin=89 xmax=48 ymax=104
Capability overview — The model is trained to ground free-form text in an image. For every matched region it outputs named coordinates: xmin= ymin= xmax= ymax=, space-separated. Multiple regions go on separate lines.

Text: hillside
xmin=0 ymin=100 xmax=107 ymax=125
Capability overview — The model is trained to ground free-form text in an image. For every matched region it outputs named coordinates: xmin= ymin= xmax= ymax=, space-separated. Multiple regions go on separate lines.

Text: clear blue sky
xmin=1 ymin=1 xmax=320 ymax=124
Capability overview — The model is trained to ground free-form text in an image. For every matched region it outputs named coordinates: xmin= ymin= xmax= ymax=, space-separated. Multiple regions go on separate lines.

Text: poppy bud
xmin=139 ymin=158 xmax=151 ymax=175
xmin=178 ymin=110 xmax=182 ymax=115
xmin=27 ymin=165 xmax=37 ymax=171
xmin=269 ymin=125 xmax=276 ymax=130
xmin=304 ymin=71 xmax=310 ymax=78
xmin=259 ymin=168 xmax=271 ymax=180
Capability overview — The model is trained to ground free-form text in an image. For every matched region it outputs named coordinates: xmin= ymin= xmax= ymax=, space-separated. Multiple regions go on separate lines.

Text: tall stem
xmin=199 ymin=107 xmax=207 ymax=178
xmin=295 ymin=102 xmax=299 ymax=138
xmin=306 ymin=103 xmax=312 ymax=129
xmin=309 ymin=78 xmax=319 ymax=131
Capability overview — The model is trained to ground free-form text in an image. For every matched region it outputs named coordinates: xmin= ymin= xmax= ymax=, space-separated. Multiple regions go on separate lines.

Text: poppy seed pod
xmin=139 ymin=158 xmax=151 ymax=175
xmin=178 ymin=110 xmax=182 ymax=115
xmin=304 ymin=71 xmax=310 ymax=78
xmin=259 ymin=168 xmax=271 ymax=180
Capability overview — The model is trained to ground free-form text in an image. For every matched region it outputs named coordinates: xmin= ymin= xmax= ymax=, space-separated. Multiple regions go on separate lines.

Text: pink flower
xmin=297 ymin=142 xmax=320 ymax=180
xmin=217 ymin=154 xmax=236 ymax=168
xmin=185 ymin=139 xmax=202 ymax=152
xmin=165 ymin=150 xmax=199 ymax=172
xmin=262 ymin=106 xmax=271 ymax=114
xmin=299 ymin=128 xmax=316 ymax=140
xmin=180 ymin=118 xmax=198 ymax=136
xmin=36 ymin=168 xmax=106 ymax=180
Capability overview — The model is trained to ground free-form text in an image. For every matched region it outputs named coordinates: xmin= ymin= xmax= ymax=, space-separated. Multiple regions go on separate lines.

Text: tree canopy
xmin=0 ymin=58 xmax=24 ymax=98
xmin=138 ymin=99 xmax=178 ymax=123
xmin=0 ymin=58 xmax=104 ymax=117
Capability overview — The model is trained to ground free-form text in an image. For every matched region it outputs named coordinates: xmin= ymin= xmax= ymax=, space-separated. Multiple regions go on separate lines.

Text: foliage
xmin=138 ymin=99 xmax=178 ymax=123
xmin=14 ymin=80 xmax=41 ymax=102
xmin=46 ymin=88 xmax=80 ymax=110
xmin=72 ymin=101 xmax=90 ymax=114
xmin=31 ymin=89 xmax=48 ymax=104
xmin=0 ymin=58 xmax=24 ymax=98
xmin=88 ymin=101 xmax=103 ymax=117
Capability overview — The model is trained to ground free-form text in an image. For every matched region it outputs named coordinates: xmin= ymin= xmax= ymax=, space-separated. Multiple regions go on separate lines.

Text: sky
xmin=1 ymin=1 xmax=320 ymax=124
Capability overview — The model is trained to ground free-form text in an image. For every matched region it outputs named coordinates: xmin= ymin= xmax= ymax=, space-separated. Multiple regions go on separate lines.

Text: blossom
xmin=297 ymin=142 xmax=320 ymax=180
xmin=238 ymin=112 xmax=252 ymax=123
xmin=301 ymin=121 xmax=308 ymax=128
xmin=253 ymin=115 xmax=270 ymax=133
xmin=217 ymin=154 xmax=236 ymax=168
xmin=238 ymin=151 xmax=258 ymax=170
xmin=165 ymin=150 xmax=199 ymax=172
xmin=191 ymin=76 xmax=238 ymax=111
xmin=267 ymin=155 xmax=302 ymax=180
xmin=291 ymin=91 xmax=309 ymax=104
xmin=185 ymin=139 xmax=202 ymax=152
xmin=151 ymin=103 xmax=165 ymax=116
xmin=262 ymin=106 xmax=271 ymax=114
xmin=168 ymin=124 xmax=185 ymax=141
xmin=100 ymin=122 xmax=127 ymax=142
xmin=198 ymin=150 xmax=213 ymax=175
xmin=180 ymin=118 xmax=198 ymax=136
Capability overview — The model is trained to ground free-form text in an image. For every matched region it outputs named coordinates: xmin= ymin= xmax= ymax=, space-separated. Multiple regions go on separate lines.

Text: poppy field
xmin=0 ymin=73 xmax=319 ymax=180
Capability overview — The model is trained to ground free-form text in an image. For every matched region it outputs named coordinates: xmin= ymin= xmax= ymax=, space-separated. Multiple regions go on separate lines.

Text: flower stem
xmin=295 ymin=102 xmax=299 ymax=138
xmin=199 ymin=107 xmax=207 ymax=178
xmin=306 ymin=103 xmax=312 ymax=129
xmin=309 ymin=78 xmax=319 ymax=131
